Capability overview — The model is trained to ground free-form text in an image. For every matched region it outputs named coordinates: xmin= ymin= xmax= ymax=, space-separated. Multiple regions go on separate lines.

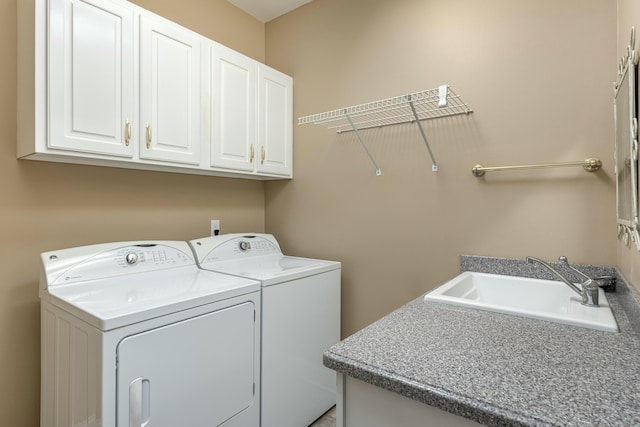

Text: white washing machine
xmin=39 ymin=241 xmax=262 ymax=427
xmin=189 ymin=233 xmax=341 ymax=427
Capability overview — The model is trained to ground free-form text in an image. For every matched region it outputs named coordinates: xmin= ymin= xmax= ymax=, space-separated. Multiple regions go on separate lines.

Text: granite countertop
xmin=323 ymin=256 xmax=640 ymax=426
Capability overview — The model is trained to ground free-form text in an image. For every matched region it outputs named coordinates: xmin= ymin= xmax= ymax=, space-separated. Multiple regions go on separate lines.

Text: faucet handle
xmin=560 ymin=256 xmax=616 ymax=292
xmin=559 ymin=256 xmax=601 ymax=305
xmin=558 ymin=256 xmax=592 ymax=282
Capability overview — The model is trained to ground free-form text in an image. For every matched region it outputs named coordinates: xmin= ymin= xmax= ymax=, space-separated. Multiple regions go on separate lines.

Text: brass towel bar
xmin=472 ymin=158 xmax=602 ymax=177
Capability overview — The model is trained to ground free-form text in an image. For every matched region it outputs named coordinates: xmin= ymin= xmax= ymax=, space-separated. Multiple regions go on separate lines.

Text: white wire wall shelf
xmin=298 ymin=85 xmax=473 ymax=175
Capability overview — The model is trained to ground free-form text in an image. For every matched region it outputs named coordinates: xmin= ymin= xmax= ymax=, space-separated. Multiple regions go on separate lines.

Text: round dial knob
xmin=238 ymin=241 xmax=251 ymax=251
xmin=125 ymin=252 xmax=139 ymax=265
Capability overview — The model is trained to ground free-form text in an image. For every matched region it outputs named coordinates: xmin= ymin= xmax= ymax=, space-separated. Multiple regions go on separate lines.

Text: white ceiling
xmin=227 ymin=0 xmax=312 ymax=23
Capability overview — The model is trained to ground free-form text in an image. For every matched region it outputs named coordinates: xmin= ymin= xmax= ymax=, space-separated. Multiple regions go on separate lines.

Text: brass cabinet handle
xmin=145 ymin=123 xmax=152 ymax=149
xmin=125 ymin=120 xmax=132 ymax=146
xmin=250 ymin=144 xmax=255 ymax=163
xmin=261 ymin=146 xmax=265 ymax=164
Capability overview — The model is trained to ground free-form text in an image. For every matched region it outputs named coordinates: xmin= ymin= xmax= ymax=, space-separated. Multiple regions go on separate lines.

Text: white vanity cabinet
xmin=207 ymin=42 xmax=293 ymax=178
xmin=18 ymin=0 xmax=292 ymax=180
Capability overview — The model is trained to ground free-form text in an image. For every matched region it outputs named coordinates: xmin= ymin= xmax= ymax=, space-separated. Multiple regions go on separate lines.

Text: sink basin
xmin=424 ymin=272 xmax=618 ymax=332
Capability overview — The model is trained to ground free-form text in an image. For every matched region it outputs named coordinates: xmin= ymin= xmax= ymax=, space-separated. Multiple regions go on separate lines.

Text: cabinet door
xmin=116 ymin=302 xmax=257 ymax=427
xmin=140 ymin=14 xmax=201 ymax=165
xmin=48 ymin=0 xmax=135 ymax=157
xmin=258 ymin=65 xmax=293 ymax=177
xmin=210 ymin=43 xmax=257 ymax=172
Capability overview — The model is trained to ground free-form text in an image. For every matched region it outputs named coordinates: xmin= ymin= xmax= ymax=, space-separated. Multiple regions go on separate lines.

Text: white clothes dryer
xmin=39 ymin=241 xmax=261 ymax=427
xmin=189 ymin=233 xmax=341 ymax=427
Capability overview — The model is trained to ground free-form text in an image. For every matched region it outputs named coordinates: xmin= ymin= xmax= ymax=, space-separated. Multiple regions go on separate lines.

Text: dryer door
xmin=116 ymin=301 xmax=257 ymax=426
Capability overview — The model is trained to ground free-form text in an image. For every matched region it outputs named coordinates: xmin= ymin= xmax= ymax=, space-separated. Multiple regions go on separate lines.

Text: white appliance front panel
xmin=41 ymin=291 xmax=261 ymax=427
xmin=262 ymin=269 xmax=341 ymax=427
xmin=117 ymin=301 xmax=257 ymax=426
xmin=189 ymin=232 xmax=342 ymax=426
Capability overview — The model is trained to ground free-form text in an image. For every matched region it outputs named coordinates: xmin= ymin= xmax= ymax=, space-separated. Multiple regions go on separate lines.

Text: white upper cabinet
xmin=140 ymin=15 xmax=201 ymax=165
xmin=18 ymin=0 xmax=292 ymax=180
xmin=210 ymin=43 xmax=257 ymax=172
xmin=48 ymin=0 xmax=135 ymax=157
xmin=258 ymin=66 xmax=292 ymax=176
xmin=208 ymin=43 xmax=293 ymax=178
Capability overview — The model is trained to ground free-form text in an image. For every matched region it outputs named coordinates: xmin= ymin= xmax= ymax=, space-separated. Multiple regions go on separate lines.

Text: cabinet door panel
xmin=210 ymin=44 xmax=256 ymax=172
xmin=48 ymin=0 xmax=134 ymax=157
xmin=140 ymin=15 xmax=201 ymax=165
xmin=258 ymin=66 xmax=293 ymax=176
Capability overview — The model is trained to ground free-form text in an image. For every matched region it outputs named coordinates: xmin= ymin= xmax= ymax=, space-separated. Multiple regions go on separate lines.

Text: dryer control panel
xmin=41 ymin=241 xmax=195 ymax=287
xmin=190 ymin=234 xmax=281 ymax=265
xmin=235 ymin=237 xmax=278 ymax=253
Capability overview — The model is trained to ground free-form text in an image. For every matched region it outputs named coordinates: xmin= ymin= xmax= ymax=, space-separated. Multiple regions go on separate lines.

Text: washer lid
xmin=39 ymin=241 xmax=260 ymax=330
xmin=200 ymin=254 xmax=340 ymax=286
xmin=190 ymin=234 xmax=340 ymax=285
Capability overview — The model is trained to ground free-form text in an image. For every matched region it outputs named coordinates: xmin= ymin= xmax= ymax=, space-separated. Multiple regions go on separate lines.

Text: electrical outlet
xmin=210 ymin=220 xmax=220 ymax=236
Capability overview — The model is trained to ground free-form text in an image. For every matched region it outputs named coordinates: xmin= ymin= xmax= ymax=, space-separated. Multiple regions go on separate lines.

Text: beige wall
xmin=130 ymin=0 xmax=265 ymax=62
xmin=0 ymin=0 xmax=628 ymax=425
xmin=616 ymin=0 xmax=640 ymax=293
xmin=265 ymin=0 xmax=618 ymax=336
xmin=2 ymin=0 xmax=265 ymax=425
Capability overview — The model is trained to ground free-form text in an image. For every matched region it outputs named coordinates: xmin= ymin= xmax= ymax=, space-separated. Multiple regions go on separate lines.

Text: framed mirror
xmin=615 ymin=27 xmax=640 ymax=249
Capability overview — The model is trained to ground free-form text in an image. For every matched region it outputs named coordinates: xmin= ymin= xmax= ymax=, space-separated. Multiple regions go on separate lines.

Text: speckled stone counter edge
xmin=323 ymin=255 xmax=640 ymax=426
xmin=323 ymin=352 xmax=549 ymax=427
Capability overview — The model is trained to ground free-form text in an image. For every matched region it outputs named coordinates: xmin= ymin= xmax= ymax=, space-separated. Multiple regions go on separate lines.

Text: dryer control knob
xmin=239 ymin=241 xmax=251 ymax=251
xmin=125 ymin=252 xmax=139 ymax=265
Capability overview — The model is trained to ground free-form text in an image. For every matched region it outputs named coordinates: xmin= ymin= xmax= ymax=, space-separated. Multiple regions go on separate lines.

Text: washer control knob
xmin=239 ymin=241 xmax=251 ymax=251
xmin=125 ymin=252 xmax=139 ymax=265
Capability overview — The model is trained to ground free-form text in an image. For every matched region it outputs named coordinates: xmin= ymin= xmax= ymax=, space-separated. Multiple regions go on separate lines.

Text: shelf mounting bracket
xmin=345 ymin=111 xmax=382 ymax=176
xmin=407 ymin=94 xmax=438 ymax=172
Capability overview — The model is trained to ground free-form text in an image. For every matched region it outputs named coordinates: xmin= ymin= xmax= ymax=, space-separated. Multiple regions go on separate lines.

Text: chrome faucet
xmin=526 ymin=256 xmax=600 ymax=307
